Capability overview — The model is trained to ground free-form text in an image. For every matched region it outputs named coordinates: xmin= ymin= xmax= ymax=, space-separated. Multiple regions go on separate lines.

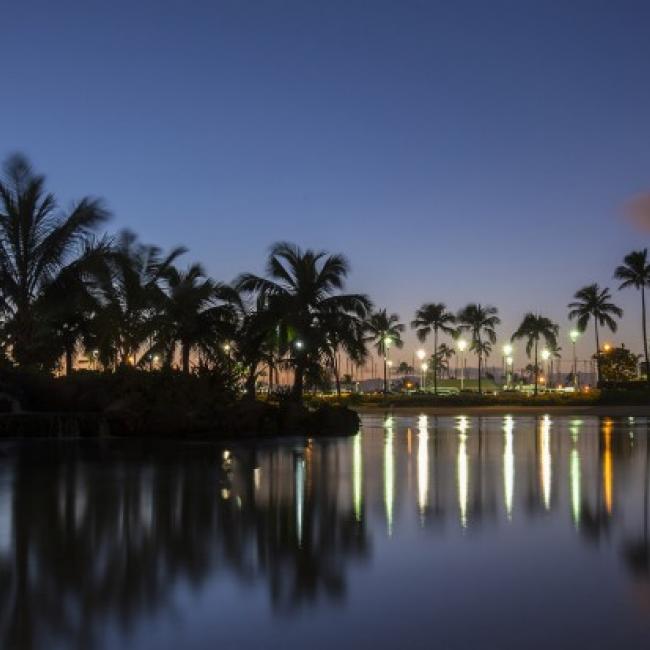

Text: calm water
xmin=1 ymin=414 xmax=650 ymax=649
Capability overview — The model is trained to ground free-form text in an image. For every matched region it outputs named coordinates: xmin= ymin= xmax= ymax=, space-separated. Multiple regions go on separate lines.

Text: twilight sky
xmin=2 ymin=0 xmax=650 ymax=366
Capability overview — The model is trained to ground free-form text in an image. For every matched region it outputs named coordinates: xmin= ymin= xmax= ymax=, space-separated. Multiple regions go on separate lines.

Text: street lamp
xmin=569 ymin=329 xmax=580 ymax=389
xmin=506 ymin=356 xmax=513 ymax=387
xmin=541 ymin=349 xmax=551 ymax=388
xmin=421 ymin=362 xmax=428 ymax=391
xmin=457 ymin=339 xmax=468 ymax=390
xmin=502 ymin=344 xmax=513 ymax=387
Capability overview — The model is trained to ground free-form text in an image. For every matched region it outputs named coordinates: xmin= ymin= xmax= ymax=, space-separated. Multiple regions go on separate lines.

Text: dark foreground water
xmin=1 ymin=414 xmax=650 ymax=649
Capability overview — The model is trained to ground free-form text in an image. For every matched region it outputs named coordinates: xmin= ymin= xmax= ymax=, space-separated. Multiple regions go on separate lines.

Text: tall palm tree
xmin=568 ymin=284 xmax=623 ymax=383
xmin=614 ymin=249 xmax=650 ymax=384
xmin=158 ymin=264 xmax=238 ymax=373
xmin=237 ymin=242 xmax=371 ymax=402
xmin=0 ymin=154 xmax=109 ymax=367
xmin=435 ymin=343 xmax=455 ymax=378
xmin=456 ymin=303 xmax=500 ymax=394
xmin=411 ymin=302 xmax=456 ymax=394
xmin=88 ymin=230 xmax=186 ymax=367
xmin=364 ymin=309 xmax=405 ymax=394
xmin=511 ymin=313 xmax=559 ymax=395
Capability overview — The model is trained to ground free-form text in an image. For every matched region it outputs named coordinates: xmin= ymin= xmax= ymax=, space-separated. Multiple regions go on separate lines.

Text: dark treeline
xmin=0 ymin=154 xmax=647 ymax=402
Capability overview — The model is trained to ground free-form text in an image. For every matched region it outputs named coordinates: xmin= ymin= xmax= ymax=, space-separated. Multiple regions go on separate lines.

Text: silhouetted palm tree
xmin=158 ymin=263 xmax=237 ymax=373
xmin=0 ymin=154 xmax=109 ymax=368
xmin=614 ymin=249 xmax=650 ymax=384
xmin=456 ymin=303 xmax=500 ymax=394
xmin=411 ymin=303 xmax=456 ymax=394
xmin=568 ymin=284 xmax=622 ymax=383
xmin=364 ymin=309 xmax=404 ymax=394
xmin=436 ymin=343 xmax=456 ymax=378
xmin=511 ymin=313 xmax=559 ymax=395
xmin=237 ymin=242 xmax=371 ymax=402
xmin=88 ymin=230 xmax=186 ymax=367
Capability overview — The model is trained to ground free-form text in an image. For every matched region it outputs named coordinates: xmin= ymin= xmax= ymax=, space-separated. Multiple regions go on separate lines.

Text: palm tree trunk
xmin=433 ymin=328 xmax=438 ymax=395
xmin=334 ymin=356 xmax=341 ymax=397
xmin=65 ymin=345 xmax=74 ymax=376
xmin=641 ymin=286 xmax=650 ymax=384
xmin=594 ymin=319 xmax=601 ymax=385
xmin=291 ymin=359 xmax=305 ymax=403
xmin=181 ymin=343 xmax=191 ymax=374
xmin=245 ymin=365 xmax=257 ymax=399
xmin=534 ymin=339 xmax=538 ymax=396
xmin=383 ymin=356 xmax=388 ymax=395
xmin=477 ymin=337 xmax=482 ymax=395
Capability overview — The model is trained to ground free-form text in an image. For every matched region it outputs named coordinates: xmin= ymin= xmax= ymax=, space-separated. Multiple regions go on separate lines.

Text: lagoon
xmin=0 ymin=414 xmax=649 ymax=649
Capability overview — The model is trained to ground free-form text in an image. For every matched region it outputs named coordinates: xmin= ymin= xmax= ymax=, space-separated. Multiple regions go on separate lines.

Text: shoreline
xmin=354 ymin=404 xmax=650 ymax=417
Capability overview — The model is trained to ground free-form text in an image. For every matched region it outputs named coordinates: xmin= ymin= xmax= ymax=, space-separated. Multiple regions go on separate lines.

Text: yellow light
xmin=421 ymin=363 xmax=428 ymax=372
xmin=457 ymin=339 xmax=468 ymax=352
xmin=603 ymin=343 xmax=611 ymax=352
xmin=541 ymin=349 xmax=550 ymax=361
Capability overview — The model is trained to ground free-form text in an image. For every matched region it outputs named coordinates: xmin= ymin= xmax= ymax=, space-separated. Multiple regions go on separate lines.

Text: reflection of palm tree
xmin=0 ymin=440 xmax=370 ymax=647
xmin=623 ymin=425 xmax=650 ymax=577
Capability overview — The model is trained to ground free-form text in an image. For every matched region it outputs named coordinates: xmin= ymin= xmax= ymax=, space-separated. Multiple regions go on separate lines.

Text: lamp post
xmin=506 ymin=356 xmax=513 ymax=387
xmin=457 ymin=339 xmax=468 ymax=390
xmin=541 ymin=349 xmax=551 ymax=389
xmin=502 ymin=344 xmax=513 ymax=387
xmin=569 ymin=329 xmax=580 ymax=389
xmin=416 ymin=349 xmax=426 ymax=391
xmin=421 ymin=362 xmax=428 ymax=391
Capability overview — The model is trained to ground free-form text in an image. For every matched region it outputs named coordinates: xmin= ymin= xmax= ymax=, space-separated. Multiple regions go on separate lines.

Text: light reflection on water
xmin=0 ymin=414 xmax=649 ymax=649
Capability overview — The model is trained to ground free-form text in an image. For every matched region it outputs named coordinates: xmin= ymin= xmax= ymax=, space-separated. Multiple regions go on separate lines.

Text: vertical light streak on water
xmin=603 ymin=419 xmax=613 ymax=515
xmin=384 ymin=420 xmax=395 ymax=537
xmin=295 ymin=455 xmax=305 ymax=547
xmin=457 ymin=416 xmax=469 ymax=529
xmin=540 ymin=415 xmax=552 ymax=510
xmin=417 ymin=415 xmax=429 ymax=523
xmin=503 ymin=416 xmax=514 ymax=521
xmin=570 ymin=448 xmax=581 ymax=528
xmin=353 ymin=433 xmax=363 ymax=522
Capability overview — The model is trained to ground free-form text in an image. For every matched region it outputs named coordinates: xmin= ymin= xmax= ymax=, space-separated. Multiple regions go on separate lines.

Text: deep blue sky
xmin=3 ymin=0 xmax=650 ymax=365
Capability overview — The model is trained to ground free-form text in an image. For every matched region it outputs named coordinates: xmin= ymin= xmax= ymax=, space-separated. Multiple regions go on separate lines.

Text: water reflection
xmin=0 ymin=415 xmax=649 ymax=648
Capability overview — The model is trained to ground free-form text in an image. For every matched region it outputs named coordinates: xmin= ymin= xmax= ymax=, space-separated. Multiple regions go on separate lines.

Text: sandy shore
xmin=354 ymin=404 xmax=650 ymax=417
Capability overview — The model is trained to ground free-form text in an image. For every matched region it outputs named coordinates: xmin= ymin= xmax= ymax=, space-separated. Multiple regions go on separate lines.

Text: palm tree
xmin=568 ymin=284 xmax=623 ymax=383
xmin=511 ymin=313 xmax=559 ymax=395
xmin=364 ymin=309 xmax=405 ymax=394
xmin=0 ymin=154 xmax=109 ymax=367
xmin=435 ymin=343 xmax=455 ymax=378
xmin=456 ymin=303 xmax=500 ymax=394
xmin=158 ymin=264 xmax=237 ymax=373
xmin=411 ymin=303 xmax=456 ymax=394
xmin=237 ymin=242 xmax=371 ymax=402
xmin=614 ymin=249 xmax=650 ymax=384
xmin=88 ymin=230 xmax=186 ymax=367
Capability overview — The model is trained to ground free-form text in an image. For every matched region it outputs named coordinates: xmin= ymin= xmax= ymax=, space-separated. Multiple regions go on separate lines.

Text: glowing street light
xmin=502 ymin=344 xmax=513 ymax=387
xmin=569 ymin=329 xmax=580 ymax=389
xmin=416 ymin=349 xmax=426 ymax=361
xmin=457 ymin=339 xmax=468 ymax=390
xmin=603 ymin=343 xmax=612 ymax=352
xmin=295 ymin=340 xmax=304 ymax=350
